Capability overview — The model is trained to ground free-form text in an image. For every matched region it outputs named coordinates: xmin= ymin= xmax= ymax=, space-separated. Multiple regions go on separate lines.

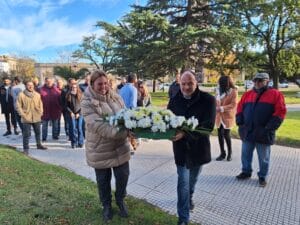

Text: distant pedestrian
xmin=32 ymin=76 xmax=41 ymax=92
xmin=119 ymin=73 xmax=138 ymax=109
xmin=236 ymin=72 xmax=286 ymax=187
xmin=11 ymin=76 xmax=25 ymax=133
xmin=40 ymin=77 xmax=62 ymax=141
xmin=65 ymin=84 xmax=84 ymax=148
xmin=168 ymin=72 xmax=180 ymax=99
xmin=16 ymin=80 xmax=47 ymax=155
xmin=79 ymin=71 xmax=91 ymax=93
xmin=117 ymin=77 xmax=126 ymax=92
xmin=61 ymin=78 xmax=77 ymax=139
xmin=0 ymin=77 xmax=17 ymax=136
xmin=137 ymin=80 xmax=151 ymax=107
xmin=56 ymin=79 xmax=65 ymax=137
xmin=215 ymin=76 xmax=238 ymax=161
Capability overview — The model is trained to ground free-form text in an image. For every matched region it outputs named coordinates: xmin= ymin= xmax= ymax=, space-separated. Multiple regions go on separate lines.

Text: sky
xmin=0 ymin=0 xmax=143 ymax=62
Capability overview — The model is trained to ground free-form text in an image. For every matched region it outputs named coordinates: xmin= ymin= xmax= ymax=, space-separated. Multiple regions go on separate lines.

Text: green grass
xmin=280 ymin=91 xmax=300 ymax=104
xmin=0 ymin=146 xmax=194 ymax=225
xmin=226 ymin=111 xmax=300 ymax=148
xmin=151 ymin=90 xmax=300 ymax=106
xmin=151 ymin=92 xmax=169 ymax=107
xmin=151 ymin=92 xmax=300 ymax=148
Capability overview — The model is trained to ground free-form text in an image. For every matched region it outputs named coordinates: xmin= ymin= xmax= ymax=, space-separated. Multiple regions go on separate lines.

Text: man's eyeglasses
xmin=254 ymin=78 xmax=264 ymax=82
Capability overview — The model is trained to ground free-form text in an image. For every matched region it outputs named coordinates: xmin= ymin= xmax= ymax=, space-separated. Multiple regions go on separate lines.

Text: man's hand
xmin=171 ymin=130 xmax=185 ymax=141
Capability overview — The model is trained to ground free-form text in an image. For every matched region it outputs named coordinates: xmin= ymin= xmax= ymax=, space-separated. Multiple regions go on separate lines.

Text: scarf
xmin=24 ymin=89 xmax=35 ymax=98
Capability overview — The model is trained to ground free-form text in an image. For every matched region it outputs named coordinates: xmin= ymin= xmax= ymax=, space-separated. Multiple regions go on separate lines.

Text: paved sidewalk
xmin=0 ymin=115 xmax=299 ymax=225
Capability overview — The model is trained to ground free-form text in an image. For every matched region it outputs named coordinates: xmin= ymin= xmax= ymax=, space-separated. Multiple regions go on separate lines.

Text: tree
xmin=73 ymin=34 xmax=117 ymax=71
xmin=231 ymin=0 xmax=300 ymax=88
xmin=11 ymin=57 xmax=35 ymax=79
xmin=53 ymin=66 xmax=88 ymax=80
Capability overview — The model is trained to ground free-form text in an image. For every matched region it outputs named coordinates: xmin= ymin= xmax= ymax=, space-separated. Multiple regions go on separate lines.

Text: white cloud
xmin=0 ymin=17 xmax=100 ymax=51
xmin=0 ymin=0 xmax=103 ymax=51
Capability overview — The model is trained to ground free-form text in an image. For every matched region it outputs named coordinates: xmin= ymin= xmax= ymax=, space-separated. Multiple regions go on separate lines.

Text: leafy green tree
xmin=230 ymin=0 xmax=300 ymax=88
xmin=53 ymin=66 xmax=88 ymax=80
xmin=73 ymin=34 xmax=117 ymax=71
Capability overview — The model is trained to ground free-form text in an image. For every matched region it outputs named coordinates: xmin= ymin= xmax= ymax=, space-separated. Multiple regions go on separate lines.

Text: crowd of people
xmin=0 ymin=70 xmax=286 ymax=225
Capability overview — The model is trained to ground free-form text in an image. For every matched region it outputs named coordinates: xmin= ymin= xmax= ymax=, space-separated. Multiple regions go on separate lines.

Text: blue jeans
xmin=42 ymin=119 xmax=60 ymax=140
xmin=68 ymin=115 xmax=84 ymax=146
xmin=241 ymin=140 xmax=271 ymax=179
xmin=176 ymin=165 xmax=202 ymax=223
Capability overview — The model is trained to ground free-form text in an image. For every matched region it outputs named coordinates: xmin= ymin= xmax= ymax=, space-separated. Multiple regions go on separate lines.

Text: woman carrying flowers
xmin=81 ymin=70 xmax=132 ymax=222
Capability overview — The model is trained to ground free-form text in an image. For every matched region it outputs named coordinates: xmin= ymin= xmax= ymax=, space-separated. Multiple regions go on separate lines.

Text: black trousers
xmin=14 ymin=110 xmax=23 ymax=131
xmin=217 ymin=124 xmax=232 ymax=156
xmin=22 ymin=122 xmax=41 ymax=150
xmin=95 ymin=161 xmax=129 ymax=207
xmin=4 ymin=111 xmax=17 ymax=132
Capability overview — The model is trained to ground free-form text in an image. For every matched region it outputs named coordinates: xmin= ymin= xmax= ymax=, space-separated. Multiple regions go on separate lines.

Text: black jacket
xmin=167 ymin=88 xmax=216 ymax=168
xmin=0 ymin=85 xmax=14 ymax=114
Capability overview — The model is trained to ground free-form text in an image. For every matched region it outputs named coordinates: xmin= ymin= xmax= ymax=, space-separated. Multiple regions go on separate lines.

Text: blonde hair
xmin=138 ymin=80 xmax=150 ymax=97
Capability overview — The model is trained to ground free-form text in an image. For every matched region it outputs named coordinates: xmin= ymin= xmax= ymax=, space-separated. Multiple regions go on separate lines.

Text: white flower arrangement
xmin=101 ymin=107 xmax=208 ymax=139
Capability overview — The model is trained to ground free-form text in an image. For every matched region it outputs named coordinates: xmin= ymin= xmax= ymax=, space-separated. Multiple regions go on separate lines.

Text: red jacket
xmin=40 ymin=85 xmax=62 ymax=120
xmin=236 ymin=87 xmax=286 ymax=145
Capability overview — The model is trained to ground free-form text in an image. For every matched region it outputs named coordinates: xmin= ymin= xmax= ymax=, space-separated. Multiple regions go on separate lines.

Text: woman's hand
xmin=171 ymin=130 xmax=185 ymax=141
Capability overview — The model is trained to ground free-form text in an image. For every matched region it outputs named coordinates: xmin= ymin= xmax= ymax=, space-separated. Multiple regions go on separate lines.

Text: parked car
xmin=278 ymin=82 xmax=289 ymax=88
xmin=244 ymin=80 xmax=253 ymax=89
xmin=268 ymin=81 xmax=289 ymax=88
xmin=159 ymin=83 xmax=171 ymax=91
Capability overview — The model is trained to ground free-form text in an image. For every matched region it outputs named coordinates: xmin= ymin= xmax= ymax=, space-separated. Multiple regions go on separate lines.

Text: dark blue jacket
xmin=0 ymin=85 xmax=14 ymax=114
xmin=236 ymin=87 xmax=286 ymax=145
xmin=168 ymin=88 xmax=216 ymax=168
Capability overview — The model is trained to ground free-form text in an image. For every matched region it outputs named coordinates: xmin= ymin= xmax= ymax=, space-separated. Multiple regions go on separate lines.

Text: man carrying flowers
xmin=168 ymin=70 xmax=216 ymax=225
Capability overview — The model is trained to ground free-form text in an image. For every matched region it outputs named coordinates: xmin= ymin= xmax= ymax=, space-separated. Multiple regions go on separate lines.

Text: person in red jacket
xmin=236 ymin=72 xmax=286 ymax=187
xmin=40 ymin=77 xmax=62 ymax=141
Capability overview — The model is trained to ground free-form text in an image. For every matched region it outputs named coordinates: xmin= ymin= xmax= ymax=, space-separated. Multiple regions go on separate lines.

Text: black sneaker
xmin=14 ymin=129 xmax=20 ymax=135
xmin=236 ymin=172 xmax=251 ymax=180
xmin=102 ymin=205 xmax=113 ymax=222
xmin=37 ymin=144 xmax=47 ymax=150
xmin=259 ymin=177 xmax=267 ymax=187
xmin=216 ymin=154 xmax=226 ymax=161
xmin=117 ymin=201 xmax=128 ymax=218
xmin=3 ymin=131 xmax=12 ymax=136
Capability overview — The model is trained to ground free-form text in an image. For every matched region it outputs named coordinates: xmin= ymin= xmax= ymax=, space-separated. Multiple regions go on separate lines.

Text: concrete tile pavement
xmin=0 ymin=114 xmax=299 ymax=225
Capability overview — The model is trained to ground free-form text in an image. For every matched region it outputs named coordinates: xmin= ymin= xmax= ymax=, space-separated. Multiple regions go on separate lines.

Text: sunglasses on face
xmin=254 ymin=79 xmax=264 ymax=82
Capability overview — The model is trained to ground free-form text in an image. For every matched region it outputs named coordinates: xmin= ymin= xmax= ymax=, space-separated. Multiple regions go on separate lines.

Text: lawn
xmin=0 ymin=146 xmax=193 ymax=225
xmin=151 ymin=92 xmax=300 ymax=148
xmin=152 ymin=90 xmax=300 ymax=106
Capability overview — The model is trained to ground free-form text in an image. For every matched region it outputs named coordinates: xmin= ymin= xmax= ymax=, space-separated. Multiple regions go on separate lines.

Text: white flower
xmin=186 ymin=116 xmax=199 ymax=130
xmin=125 ymin=120 xmax=137 ymax=129
xmin=170 ymin=116 xmax=185 ymax=128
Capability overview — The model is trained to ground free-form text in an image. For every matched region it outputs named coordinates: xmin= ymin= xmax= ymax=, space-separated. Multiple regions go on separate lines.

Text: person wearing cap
xmin=235 ymin=72 xmax=286 ymax=187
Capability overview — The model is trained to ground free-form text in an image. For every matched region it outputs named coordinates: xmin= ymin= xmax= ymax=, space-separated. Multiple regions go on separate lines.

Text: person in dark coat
xmin=167 ymin=70 xmax=216 ymax=225
xmin=61 ymin=78 xmax=77 ymax=139
xmin=0 ymin=77 xmax=17 ymax=136
xmin=168 ymin=72 xmax=180 ymax=99
xmin=65 ymin=83 xmax=84 ymax=148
